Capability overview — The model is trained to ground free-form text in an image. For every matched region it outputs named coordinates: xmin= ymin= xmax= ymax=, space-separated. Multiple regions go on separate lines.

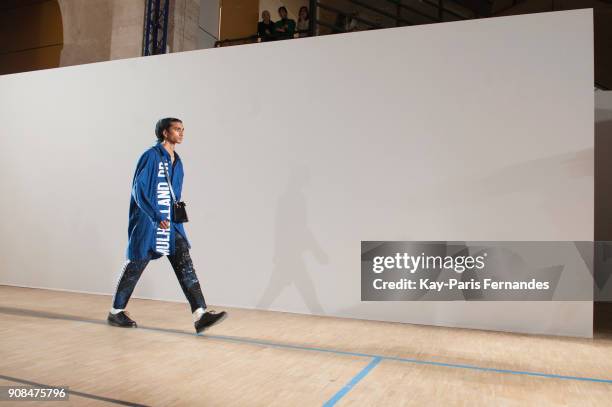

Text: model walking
xmin=108 ymin=117 xmax=226 ymax=334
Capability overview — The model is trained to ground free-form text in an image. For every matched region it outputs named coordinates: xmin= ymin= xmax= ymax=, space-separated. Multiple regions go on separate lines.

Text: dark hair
xmin=299 ymin=6 xmax=309 ymax=21
xmin=155 ymin=117 xmax=182 ymax=142
xmin=278 ymin=6 xmax=287 ymax=14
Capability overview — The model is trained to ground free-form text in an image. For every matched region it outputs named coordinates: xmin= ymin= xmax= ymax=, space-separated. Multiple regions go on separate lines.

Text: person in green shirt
xmin=275 ymin=6 xmax=295 ymax=40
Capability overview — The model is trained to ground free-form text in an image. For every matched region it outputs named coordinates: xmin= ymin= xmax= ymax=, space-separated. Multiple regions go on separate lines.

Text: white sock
xmin=110 ymin=308 xmax=124 ymax=315
xmin=192 ymin=307 xmax=206 ymax=322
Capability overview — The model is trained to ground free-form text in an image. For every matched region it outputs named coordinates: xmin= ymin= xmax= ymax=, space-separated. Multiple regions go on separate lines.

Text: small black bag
xmin=158 ymin=149 xmax=189 ymax=223
xmin=172 ymin=201 xmax=189 ymax=223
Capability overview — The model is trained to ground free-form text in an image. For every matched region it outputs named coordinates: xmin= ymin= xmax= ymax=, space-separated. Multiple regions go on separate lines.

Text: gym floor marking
xmin=2 ymin=305 xmax=612 ymax=407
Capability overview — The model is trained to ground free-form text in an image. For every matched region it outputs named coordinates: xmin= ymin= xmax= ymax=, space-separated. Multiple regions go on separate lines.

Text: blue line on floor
xmin=322 ymin=357 xmax=381 ymax=407
xmin=205 ymin=333 xmax=375 ymax=358
xmin=2 ymin=306 xmax=612 ymax=385
xmin=382 ymin=356 xmax=612 ymax=384
xmin=203 ymin=333 xmax=612 ymax=384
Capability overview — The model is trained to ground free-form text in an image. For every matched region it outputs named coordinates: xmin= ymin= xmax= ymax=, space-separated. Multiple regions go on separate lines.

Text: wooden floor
xmin=2 ymin=285 xmax=612 ymax=406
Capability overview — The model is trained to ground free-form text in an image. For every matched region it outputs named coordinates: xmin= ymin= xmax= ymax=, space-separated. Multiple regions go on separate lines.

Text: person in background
xmin=333 ymin=11 xmax=359 ymax=34
xmin=258 ymin=10 xmax=276 ymax=42
xmin=332 ymin=13 xmax=347 ymax=34
xmin=275 ymin=6 xmax=295 ymax=40
xmin=297 ymin=6 xmax=310 ymax=38
xmin=346 ymin=11 xmax=359 ymax=32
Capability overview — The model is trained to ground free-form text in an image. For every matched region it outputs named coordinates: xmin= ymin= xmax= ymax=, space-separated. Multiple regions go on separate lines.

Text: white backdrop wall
xmin=0 ymin=10 xmax=594 ymax=336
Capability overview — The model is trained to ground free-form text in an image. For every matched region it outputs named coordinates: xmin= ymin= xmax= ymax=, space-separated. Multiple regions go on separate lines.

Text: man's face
xmin=163 ymin=122 xmax=184 ymax=144
xmin=279 ymin=9 xmax=287 ymax=19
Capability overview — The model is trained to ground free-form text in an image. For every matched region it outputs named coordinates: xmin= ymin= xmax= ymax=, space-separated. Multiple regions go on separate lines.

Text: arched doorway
xmin=0 ymin=0 xmax=63 ymax=75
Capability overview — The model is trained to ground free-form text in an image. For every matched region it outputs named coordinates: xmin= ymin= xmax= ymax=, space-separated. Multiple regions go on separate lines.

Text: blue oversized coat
xmin=126 ymin=142 xmax=190 ymax=260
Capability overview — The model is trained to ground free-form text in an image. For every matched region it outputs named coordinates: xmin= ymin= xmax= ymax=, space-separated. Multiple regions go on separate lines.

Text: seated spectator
xmin=333 ymin=11 xmax=359 ymax=34
xmin=346 ymin=12 xmax=359 ymax=32
xmin=258 ymin=10 xmax=276 ymax=42
xmin=274 ymin=6 xmax=295 ymax=40
xmin=332 ymin=13 xmax=346 ymax=34
xmin=297 ymin=6 xmax=310 ymax=38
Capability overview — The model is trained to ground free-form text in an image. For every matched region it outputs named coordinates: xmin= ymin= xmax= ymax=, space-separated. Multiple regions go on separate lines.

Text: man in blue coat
xmin=108 ymin=117 xmax=227 ymax=334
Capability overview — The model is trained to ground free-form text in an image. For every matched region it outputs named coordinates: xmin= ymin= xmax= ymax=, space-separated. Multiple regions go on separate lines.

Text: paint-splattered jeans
xmin=112 ymin=232 xmax=207 ymax=312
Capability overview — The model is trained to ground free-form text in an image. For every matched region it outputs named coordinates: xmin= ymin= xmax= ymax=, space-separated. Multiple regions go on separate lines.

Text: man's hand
xmin=159 ymin=220 xmax=170 ymax=229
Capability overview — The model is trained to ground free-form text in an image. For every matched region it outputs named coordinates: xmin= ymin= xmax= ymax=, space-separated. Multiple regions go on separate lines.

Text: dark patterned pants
xmin=112 ymin=233 xmax=207 ymax=312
